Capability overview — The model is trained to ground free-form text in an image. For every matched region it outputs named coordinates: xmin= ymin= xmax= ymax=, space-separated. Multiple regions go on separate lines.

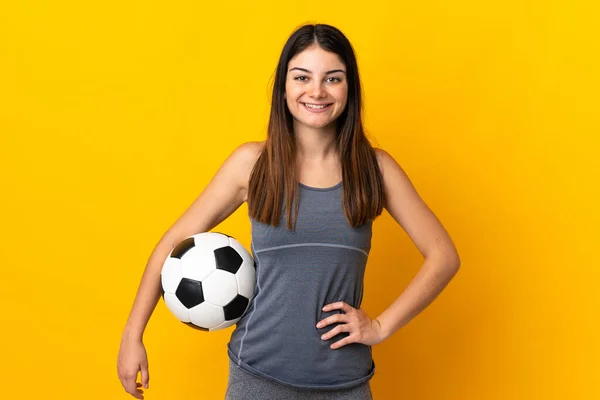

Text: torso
xmin=227 ymin=174 xmax=375 ymax=390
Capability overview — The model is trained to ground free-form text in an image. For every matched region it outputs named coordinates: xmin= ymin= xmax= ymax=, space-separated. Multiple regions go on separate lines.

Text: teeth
xmin=304 ymin=103 xmax=328 ymax=109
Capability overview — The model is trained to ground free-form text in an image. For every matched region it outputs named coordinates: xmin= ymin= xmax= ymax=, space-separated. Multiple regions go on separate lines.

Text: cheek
xmin=285 ymin=91 xmax=297 ymax=106
xmin=334 ymin=91 xmax=348 ymax=111
xmin=330 ymin=86 xmax=348 ymax=104
xmin=338 ymin=87 xmax=349 ymax=103
xmin=285 ymin=84 xmax=301 ymax=100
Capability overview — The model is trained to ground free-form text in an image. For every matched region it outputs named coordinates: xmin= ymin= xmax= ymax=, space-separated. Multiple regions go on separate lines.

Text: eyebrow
xmin=288 ymin=67 xmax=346 ymax=74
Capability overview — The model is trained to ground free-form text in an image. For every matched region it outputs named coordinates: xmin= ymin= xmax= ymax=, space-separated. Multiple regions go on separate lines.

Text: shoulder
xmin=373 ymin=147 xmax=414 ymax=198
xmin=229 ymin=141 xmax=264 ymax=173
xmin=227 ymin=141 xmax=265 ymax=200
xmin=231 ymin=140 xmax=264 ymax=159
xmin=373 ymin=147 xmax=400 ymax=176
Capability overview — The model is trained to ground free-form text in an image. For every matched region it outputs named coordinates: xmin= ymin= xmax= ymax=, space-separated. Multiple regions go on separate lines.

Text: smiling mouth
xmin=302 ymin=102 xmax=333 ymax=110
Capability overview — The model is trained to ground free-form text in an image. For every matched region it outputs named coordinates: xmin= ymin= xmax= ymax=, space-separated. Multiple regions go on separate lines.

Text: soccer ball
xmin=160 ymin=232 xmax=256 ymax=331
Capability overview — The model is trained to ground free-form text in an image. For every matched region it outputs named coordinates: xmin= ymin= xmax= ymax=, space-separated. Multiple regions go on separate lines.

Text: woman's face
xmin=285 ymin=45 xmax=348 ymax=130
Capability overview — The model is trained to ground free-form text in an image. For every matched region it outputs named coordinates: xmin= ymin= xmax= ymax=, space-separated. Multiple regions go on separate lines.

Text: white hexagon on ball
xmin=235 ymin=261 xmax=256 ymax=299
xmin=194 ymin=232 xmax=230 ymax=249
xmin=161 ymin=257 xmax=183 ymax=294
xmin=189 ymin=302 xmax=225 ymax=330
xmin=212 ymin=319 xmax=236 ymax=331
xmin=203 ymin=269 xmax=238 ymax=307
xmin=180 ymin=245 xmax=217 ymax=282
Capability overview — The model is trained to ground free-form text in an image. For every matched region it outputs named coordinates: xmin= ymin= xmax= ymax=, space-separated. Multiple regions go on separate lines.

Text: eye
xmin=294 ymin=75 xmax=308 ymax=82
xmin=327 ymin=76 xmax=342 ymax=83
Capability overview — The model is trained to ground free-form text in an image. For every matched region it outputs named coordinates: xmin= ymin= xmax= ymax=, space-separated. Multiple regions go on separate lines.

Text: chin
xmin=300 ymin=120 xmax=334 ymax=129
xmin=294 ymin=114 xmax=339 ymax=129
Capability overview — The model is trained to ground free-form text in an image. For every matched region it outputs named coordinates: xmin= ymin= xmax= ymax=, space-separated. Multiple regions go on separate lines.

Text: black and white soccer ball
xmin=160 ymin=232 xmax=256 ymax=331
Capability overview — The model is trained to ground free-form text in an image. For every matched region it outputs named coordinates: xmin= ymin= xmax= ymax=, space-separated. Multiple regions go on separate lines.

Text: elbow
xmin=438 ymin=252 xmax=460 ymax=282
xmin=431 ymin=236 xmax=461 ymax=271
xmin=450 ymin=249 xmax=461 ymax=270
xmin=429 ymin=244 xmax=461 ymax=272
xmin=446 ymin=249 xmax=461 ymax=272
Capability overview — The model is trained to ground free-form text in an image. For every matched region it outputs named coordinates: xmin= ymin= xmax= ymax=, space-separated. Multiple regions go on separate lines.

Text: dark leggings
xmin=225 ymin=359 xmax=373 ymax=400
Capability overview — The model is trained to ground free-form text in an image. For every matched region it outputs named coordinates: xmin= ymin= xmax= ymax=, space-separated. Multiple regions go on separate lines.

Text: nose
xmin=309 ymin=81 xmax=326 ymax=99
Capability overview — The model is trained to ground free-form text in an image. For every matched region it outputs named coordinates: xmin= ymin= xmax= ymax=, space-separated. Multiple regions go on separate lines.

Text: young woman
xmin=117 ymin=24 xmax=461 ymax=400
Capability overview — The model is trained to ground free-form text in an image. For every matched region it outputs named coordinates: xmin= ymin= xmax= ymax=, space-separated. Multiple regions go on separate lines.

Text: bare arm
xmin=374 ymin=148 xmax=461 ymax=340
xmin=121 ymin=141 xmax=262 ymax=341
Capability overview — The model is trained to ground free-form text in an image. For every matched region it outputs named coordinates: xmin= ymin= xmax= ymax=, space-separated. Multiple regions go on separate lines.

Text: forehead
xmin=288 ymin=45 xmax=345 ymax=71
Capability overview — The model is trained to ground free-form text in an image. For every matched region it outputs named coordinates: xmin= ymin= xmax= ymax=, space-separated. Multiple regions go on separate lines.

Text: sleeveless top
xmin=226 ymin=181 xmax=376 ymax=391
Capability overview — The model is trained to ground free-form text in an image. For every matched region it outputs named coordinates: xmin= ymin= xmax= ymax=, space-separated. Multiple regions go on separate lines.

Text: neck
xmin=293 ymin=121 xmax=338 ymax=162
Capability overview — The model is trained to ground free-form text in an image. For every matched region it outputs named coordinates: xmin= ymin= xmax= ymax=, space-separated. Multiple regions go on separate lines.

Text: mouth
xmin=301 ymin=102 xmax=333 ymax=113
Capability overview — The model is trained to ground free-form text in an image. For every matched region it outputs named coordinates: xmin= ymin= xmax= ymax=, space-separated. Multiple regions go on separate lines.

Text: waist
xmin=227 ymin=341 xmax=375 ymax=391
xmin=227 ymin=277 xmax=374 ymax=389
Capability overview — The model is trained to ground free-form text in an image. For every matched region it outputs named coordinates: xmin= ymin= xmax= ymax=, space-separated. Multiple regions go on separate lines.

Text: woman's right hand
xmin=117 ymin=336 xmax=149 ymax=399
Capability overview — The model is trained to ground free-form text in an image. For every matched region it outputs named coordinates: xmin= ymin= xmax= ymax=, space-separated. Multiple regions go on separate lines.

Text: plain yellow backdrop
xmin=1 ymin=0 xmax=598 ymax=399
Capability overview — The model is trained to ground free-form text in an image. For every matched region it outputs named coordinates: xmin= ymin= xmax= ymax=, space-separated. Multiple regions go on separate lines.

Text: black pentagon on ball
xmin=223 ymin=295 xmax=249 ymax=321
xmin=183 ymin=322 xmax=209 ymax=332
xmin=175 ymin=278 xmax=204 ymax=309
xmin=170 ymin=237 xmax=195 ymax=259
xmin=214 ymin=246 xmax=243 ymax=274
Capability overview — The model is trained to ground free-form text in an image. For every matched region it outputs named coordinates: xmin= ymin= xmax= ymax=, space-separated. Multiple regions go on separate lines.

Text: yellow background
xmin=1 ymin=0 xmax=598 ymax=399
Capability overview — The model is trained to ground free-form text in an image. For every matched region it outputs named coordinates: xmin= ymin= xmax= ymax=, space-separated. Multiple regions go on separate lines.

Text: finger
xmin=141 ymin=363 xmax=150 ymax=389
xmin=320 ymin=324 xmax=348 ymax=340
xmin=316 ymin=313 xmax=348 ymax=328
xmin=323 ymin=301 xmax=352 ymax=313
xmin=136 ymin=382 xmax=145 ymax=399
xmin=330 ymin=334 xmax=355 ymax=350
xmin=123 ymin=376 xmax=143 ymax=399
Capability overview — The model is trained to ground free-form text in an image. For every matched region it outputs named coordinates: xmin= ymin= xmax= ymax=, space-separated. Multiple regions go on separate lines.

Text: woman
xmin=117 ymin=23 xmax=461 ymax=400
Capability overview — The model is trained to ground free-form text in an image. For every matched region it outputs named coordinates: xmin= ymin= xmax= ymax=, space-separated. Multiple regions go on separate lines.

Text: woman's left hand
xmin=316 ymin=302 xmax=386 ymax=350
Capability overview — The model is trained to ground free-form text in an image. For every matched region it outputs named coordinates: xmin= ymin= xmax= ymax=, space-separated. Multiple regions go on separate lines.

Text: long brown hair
xmin=248 ymin=24 xmax=384 ymax=230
